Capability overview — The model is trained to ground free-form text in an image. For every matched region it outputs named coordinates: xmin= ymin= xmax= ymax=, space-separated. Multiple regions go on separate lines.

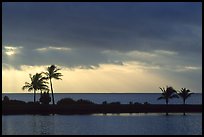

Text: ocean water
xmin=2 ymin=93 xmax=202 ymax=104
xmin=2 ymin=113 xmax=202 ymax=135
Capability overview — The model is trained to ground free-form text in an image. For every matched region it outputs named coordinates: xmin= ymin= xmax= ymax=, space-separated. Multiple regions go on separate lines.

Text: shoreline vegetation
xmin=3 ymin=65 xmax=201 ymax=115
xmin=2 ymin=97 xmax=202 ymax=115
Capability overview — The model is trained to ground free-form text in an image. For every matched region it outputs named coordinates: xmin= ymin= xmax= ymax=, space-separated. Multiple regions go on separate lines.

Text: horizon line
xmin=2 ymin=92 xmax=202 ymax=94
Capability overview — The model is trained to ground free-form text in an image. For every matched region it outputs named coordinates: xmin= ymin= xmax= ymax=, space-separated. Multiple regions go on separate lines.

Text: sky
xmin=2 ymin=2 xmax=202 ymax=93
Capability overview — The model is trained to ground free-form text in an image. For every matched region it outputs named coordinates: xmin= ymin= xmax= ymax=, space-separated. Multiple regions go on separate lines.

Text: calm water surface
xmin=2 ymin=113 xmax=202 ymax=135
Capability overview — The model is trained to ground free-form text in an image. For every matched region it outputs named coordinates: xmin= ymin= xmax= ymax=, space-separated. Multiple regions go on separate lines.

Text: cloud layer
xmin=2 ymin=2 xmax=202 ymax=92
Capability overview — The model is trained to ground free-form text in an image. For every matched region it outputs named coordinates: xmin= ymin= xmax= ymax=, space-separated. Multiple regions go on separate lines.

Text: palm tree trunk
xmin=183 ymin=99 xmax=186 ymax=116
xmin=50 ymin=78 xmax=55 ymax=105
xmin=34 ymin=90 xmax=36 ymax=103
xmin=166 ymin=99 xmax=168 ymax=116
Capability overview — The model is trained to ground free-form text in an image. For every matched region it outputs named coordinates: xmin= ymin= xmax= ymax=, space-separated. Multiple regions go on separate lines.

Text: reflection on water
xmin=31 ymin=115 xmax=55 ymax=135
xmin=2 ymin=115 xmax=55 ymax=135
xmin=2 ymin=113 xmax=202 ymax=135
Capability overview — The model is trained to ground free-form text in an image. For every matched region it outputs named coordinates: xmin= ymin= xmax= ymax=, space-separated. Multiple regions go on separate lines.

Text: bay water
xmin=2 ymin=93 xmax=202 ymax=135
xmin=2 ymin=113 xmax=202 ymax=135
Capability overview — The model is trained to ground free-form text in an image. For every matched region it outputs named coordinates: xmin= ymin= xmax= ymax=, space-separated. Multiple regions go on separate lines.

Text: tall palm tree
xmin=178 ymin=88 xmax=194 ymax=115
xmin=22 ymin=73 xmax=49 ymax=102
xmin=157 ymin=86 xmax=179 ymax=115
xmin=44 ymin=65 xmax=63 ymax=105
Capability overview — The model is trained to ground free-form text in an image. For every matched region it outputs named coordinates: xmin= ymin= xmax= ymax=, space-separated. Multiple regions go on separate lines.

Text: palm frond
xmin=54 ymin=68 xmax=61 ymax=72
xmin=28 ymin=87 xmax=33 ymax=92
xmin=159 ymin=87 xmax=165 ymax=92
xmin=23 ymin=72 xmax=50 ymax=92
xmin=170 ymin=94 xmax=179 ymax=99
xmin=22 ymin=85 xmax=31 ymax=90
xmin=29 ymin=74 xmax=32 ymax=79
xmin=47 ymin=66 xmax=63 ymax=80
xmin=157 ymin=96 xmax=165 ymax=100
xmin=186 ymin=92 xmax=194 ymax=98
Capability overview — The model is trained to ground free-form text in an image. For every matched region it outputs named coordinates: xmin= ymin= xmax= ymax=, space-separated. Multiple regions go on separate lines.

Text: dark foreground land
xmin=2 ymin=103 xmax=202 ymax=115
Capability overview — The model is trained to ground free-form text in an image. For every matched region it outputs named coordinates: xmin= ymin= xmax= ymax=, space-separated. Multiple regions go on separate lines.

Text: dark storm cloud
xmin=2 ymin=2 xmax=202 ymax=69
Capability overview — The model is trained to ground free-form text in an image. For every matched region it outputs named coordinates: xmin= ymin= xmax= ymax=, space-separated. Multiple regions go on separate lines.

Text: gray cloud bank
xmin=2 ymin=2 xmax=202 ymax=71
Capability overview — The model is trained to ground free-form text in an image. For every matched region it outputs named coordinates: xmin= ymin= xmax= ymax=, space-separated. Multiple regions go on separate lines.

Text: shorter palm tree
xmin=178 ymin=88 xmax=194 ymax=105
xmin=22 ymin=73 xmax=49 ymax=103
xmin=157 ymin=86 xmax=179 ymax=115
xmin=177 ymin=88 xmax=194 ymax=115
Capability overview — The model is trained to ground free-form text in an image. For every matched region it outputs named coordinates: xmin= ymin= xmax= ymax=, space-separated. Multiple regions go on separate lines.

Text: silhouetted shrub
xmin=76 ymin=99 xmax=95 ymax=105
xmin=57 ymin=98 xmax=76 ymax=105
xmin=144 ymin=102 xmax=150 ymax=105
xmin=110 ymin=101 xmax=120 ymax=105
xmin=134 ymin=102 xmax=141 ymax=105
xmin=102 ymin=101 xmax=107 ymax=105
xmin=39 ymin=92 xmax=51 ymax=105
xmin=7 ymin=100 xmax=26 ymax=105
xmin=129 ymin=101 xmax=133 ymax=105
xmin=57 ymin=98 xmax=95 ymax=105
xmin=27 ymin=101 xmax=40 ymax=105
xmin=3 ymin=96 xmax=9 ymax=102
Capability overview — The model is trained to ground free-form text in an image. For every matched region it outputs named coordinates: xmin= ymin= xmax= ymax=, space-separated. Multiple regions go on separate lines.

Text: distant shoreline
xmin=2 ymin=104 xmax=202 ymax=115
xmin=2 ymin=92 xmax=203 ymax=94
xmin=2 ymin=93 xmax=202 ymax=105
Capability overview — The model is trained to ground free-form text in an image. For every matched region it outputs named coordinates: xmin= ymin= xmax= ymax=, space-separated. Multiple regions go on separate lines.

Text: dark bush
xmin=5 ymin=100 xmax=26 ymax=105
xmin=39 ymin=92 xmax=51 ymax=105
xmin=76 ymin=99 xmax=95 ymax=105
xmin=110 ymin=101 xmax=120 ymax=105
xmin=27 ymin=101 xmax=40 ymax=105
xmin=57 ymin=98 xmax=76 ymax=105
xmin=2 ymin=96 xmax=10 ymax=104
xmin=144 ymin=102 xmax=150 ymax=105
xmin=134 ymin=102 xmax=141 ymax=105
xmin=102 ymin=101 xmax=107 ymax=105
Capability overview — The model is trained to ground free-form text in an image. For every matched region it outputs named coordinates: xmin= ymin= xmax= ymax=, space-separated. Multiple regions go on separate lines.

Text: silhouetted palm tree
xmin=44 ymin=65 xmax=63 ymax=105
xmin=178 ymin=88 xmax=194 ymax=115
xmin=157 ymin=86 xmax=179 ymax=115
xmin=178 ymin=88 xmax=194 ymax=105
xmin=22 ymin=73 xmax=49 ymax=102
